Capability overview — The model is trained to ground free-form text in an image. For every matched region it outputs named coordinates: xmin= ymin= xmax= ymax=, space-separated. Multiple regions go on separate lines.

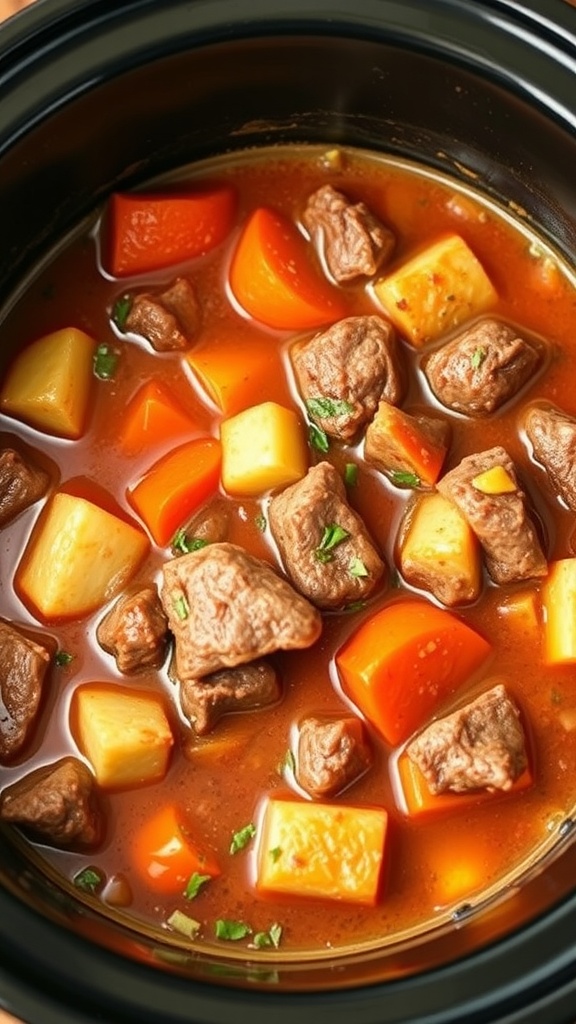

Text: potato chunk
xmin=75 ymin=685 xmax=174 ymax=789
xmin=373 ymin=233 xmax=497 ymax=347
xmin=17 ymin=492 xmax=149 ymax=620
xmin=0 ymin=327 xmax=95 ymax=438
xmin=220 ymin=401 xmax=308 ymax=496
xmin=399 ymin=492 xmax=482 ymax=606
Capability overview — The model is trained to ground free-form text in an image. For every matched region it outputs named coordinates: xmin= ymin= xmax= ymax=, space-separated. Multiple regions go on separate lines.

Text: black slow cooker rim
xmin=1 ymin=2 xmax=576 ymax=1022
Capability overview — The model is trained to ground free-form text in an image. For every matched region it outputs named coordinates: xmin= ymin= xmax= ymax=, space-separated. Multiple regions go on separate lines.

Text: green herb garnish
xmin=269 ymin=846 xmax=282 ymax=863
xmin=349 ymin=556 xmax=368 ymax=578
xmin=230 ymin=822 xmax=256 ymax=855
xmin=167 ymin=910 xmax=201 ymax=939
xmin=308 ymin=421 xmax=330 ymax=453
xmin=306 ymin=397 xmax=354 ymax=419
xmin=315 ymin=523 xmax=350 ymax=563
xmin=215 ymin=919 xmax=252 ymax=941
xmin=73 ymin=866 xmax=104 ymax=893
xmin=93 ymin=343 xmax=119 ymax=380
xmin=277 ymin=748 xmax=296 ymax=776
xmin=172 ymin=528 xmax=208 ymax=554
xmin=255 ymin=513 xmax=267 ymax=532
xmin=390 ymin=470 xmax=421 ymax=488
xmin=344 ymin=463 xmax=358 ymax=487
xmin=251 ymin=923 xmax=283 ymax=949
xmin=183 ymin=872 xmax=211 ymax=900
xmin=112 ymin=294 xmax=132 ymax=330
xmin=173 ymin=594 xmax=190 ymax=620
xmin=55 ymin=650 xmax=73 ymax=666
xmin=471 ymin=346 xmax=487 ymax=370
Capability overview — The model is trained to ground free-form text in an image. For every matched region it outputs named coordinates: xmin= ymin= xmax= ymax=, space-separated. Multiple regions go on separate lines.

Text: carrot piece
xmin=336 ymin=599 xmax=491 ymax=745
xmin=119 ymin=380 xmax=197 ymax=455
xmin=186 ymin=334 xmax=284 ymax=416
xmin=106 ymin=184 xmax=237 ymax=277
xmin=394 ymin=751 xmax=533 ymax=818
xmin=133 ymin=805 xmax=220 ymax=895
xmin=229 ymin=207 xmax=347 ymax=330
xmin=366 ymin=402 xmax=448 ymax=486
xmin=542 ymin=558 xmax=576 ymax=664
xmin=256 ymin=797 xmax=387 ymax=905
xmin=127 ymin=437 xmax=222 ymax=546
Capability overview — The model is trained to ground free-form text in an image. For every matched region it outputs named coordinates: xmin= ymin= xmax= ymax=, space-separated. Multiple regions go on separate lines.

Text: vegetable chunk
xmin=542 ymin=558 xmax=576 ymax=664
xmin=396 ymin=750 xmax=532 ymax=818
xmin=336 ymin=599 xmax=491 ymax=744
xmin=256 ymin=797 xmax=387 ymax=905
xmin=17 ymin=492 xmax=149 ymax=620
xmin=220 ymin=401 xmax=308 ymax=497
xmin=399 ymin=492 xmax=482 ymax=606
xmin=0 ymin=327 xmax=94 ymax=438
xmin=186 ymin=333 xmax=284 ymax=417
xmin=133 ymin=804 xmax=220 ymax=894
xmin=119 ymin=380 xmax=197 ymax=455
xmin=75 ymin=685 xmax=174 ymax=789
xmin=373 ymin=233 xmax=497 ymax=347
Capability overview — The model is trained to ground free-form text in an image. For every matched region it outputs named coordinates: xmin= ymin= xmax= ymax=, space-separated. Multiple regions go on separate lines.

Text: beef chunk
xmin=0 ymin=757 xmax=101 ymax=847
xmin=96 ymin=585 xmax=168 ymax=674
xmin=424 ymin=319 xmax=541 ymax=416
xmin=173 ymin=496 xmax=231 ymax=553
xmin=124 ymin=277 xmax=199 ymax=352
xmin=296 ymin=715 xmax=372 ymax=798
xmin=0 ymin=621 xmax=50 ymax=762
xmin=406 ymin=684 xmax=528 ymax=794
xmin=0 ymin=447 xmax=49 ymax=527
xmin=160 ymin=543 xmax=322 ymax=681
xmin=292 ymin=315 xmax=404 ymax=443
xmin=364 ymin=402 xmax=450 ymax=484
xmin=437 ymin=446 xmax=547 ymax=584
xmin=303 ymin=184 xmax=395 ymax=283
xmin=524 ymin=404 xmax=576 ymax=511
xmin=268 ymin=461 xmax=385 ymax=609
xmin=180 ymin=660 xmax=281 ymax=735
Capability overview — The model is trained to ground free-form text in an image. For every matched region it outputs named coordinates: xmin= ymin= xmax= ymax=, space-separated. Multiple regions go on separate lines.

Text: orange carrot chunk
xmin=133 ymin=805 xmax=220 ymax=895
xmin=229 ymin=207 xmax=347 ymax=331
xmin=127 ymin=437 xmax=222 ymax=546
xmin=336 ymin=599 xmax=491 ymax=745
xmin=106 ymin=184 xmax=237 ymax=277
xmin=119 ymin=380 xmax=198 ymax=455
xmin=256 ymin=797 xmax=387 ymax=905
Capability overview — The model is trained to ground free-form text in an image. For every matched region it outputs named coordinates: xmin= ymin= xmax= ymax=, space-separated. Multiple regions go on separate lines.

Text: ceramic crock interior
xmin=1 ymin=5 xmax=576 ymax=1020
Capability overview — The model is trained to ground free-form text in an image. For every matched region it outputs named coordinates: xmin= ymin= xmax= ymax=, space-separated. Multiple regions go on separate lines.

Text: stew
xmin=0 ymin=144 xmax=575 ymax=957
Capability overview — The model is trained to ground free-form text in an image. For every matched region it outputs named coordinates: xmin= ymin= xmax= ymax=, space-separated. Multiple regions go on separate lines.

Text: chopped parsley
xmin=172 ymin=528 xmax=208 ymax=554
xmin=215 ymin=919 xmax=252 ymax=941
xmin=470 ymin=346 xmax=487 ymax=370
xmin=251 ymin=923 xmax=283 ymax=950
xmin=390 ymin=470 xmax=421 ymax=488
xmin=230 ymin=822 xmax=256 ymax=855
xmin=55 ymin=650 xmax=73 ymax=666
xmin=269 ymin=846 xmax=282 ymax=863
xmin=73 ymin=866 xmax=104 ymax=893
xmin=112 ymin=294 xmax=132 ymax=330
xmin=167 ymin=909 xmax=201 ymax=939
xmin=93 ymin=343 xmax=120 ymax=380
xmin=173 ymin=594 xmax=190 ymax=620
xmin=277 ymin=748 xmax=296 ymax=776
xmin=344 ymin=463 xmax=358 ymax=487
xmin=255 ymin=513 xmax=267 ymax=532
xmin=183 ymin=872 xmax=211 ymax=900
xmin=315 ymin=523 xmax=350 ymax=563
xmin=308 ymin=421 xmax=329 ymax=453
xmin=306 ymin=397 xmax=354 ymax=419
xmin=349 ymin=556 xmax=368 ymax=578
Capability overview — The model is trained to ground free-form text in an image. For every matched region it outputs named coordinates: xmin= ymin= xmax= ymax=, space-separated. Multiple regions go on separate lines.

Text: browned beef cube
xmin=524 ymin=404 xmax=576 ymax=511
xmin=96 ymin=585 xmax=168 ymax=674
xmin=0 ymin=447 xmax=49 ymax=527
xmin=0 ymin=757 xmax=101 ymax=847
xmin=437 ymin=446 xmax=547 ymax=584
xmin=124 ymin=277 xmax=199 ymax=351
xmin=292 ymin=315 xmax=404 ymax=443
xmin=268 ymin=461 xmax=385 ymax=610
xmin=0 ymin=621 xmax=51 ymax=762
xmin=406 ymin=684 xmax=528 ymax=794
xmin=173 ymin=496 xmax=231 ymax=554
xmin=160 ymin=543 xmax=322 ymax=681
xmin=180 ymin=660 xmax=281 ymax=735
xmin=296 ymin=715 xmax=372 ymax=798
xmin=424 ymin=319 xmax=541 ymax=416
xmin=302 ymin=184 xmax=395 ymax=283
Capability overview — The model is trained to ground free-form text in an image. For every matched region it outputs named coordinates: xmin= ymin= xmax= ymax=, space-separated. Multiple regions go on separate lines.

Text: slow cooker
xmin=1 ymin=1 xmax=576 ymax=1022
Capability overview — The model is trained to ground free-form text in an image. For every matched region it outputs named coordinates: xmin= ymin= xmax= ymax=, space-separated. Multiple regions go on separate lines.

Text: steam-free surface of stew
xmin=1 ymin=145 xmax=576 ymax=957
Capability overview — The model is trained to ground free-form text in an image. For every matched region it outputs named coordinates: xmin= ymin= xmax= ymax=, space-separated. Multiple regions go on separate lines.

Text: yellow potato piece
xmin=471 ymin=465 xmax=516 ymax=494
xmin=17 ymin=492 xmax=149 ymax=620
xmin=256 ymin=797 xmax=387 ymax=905
xmin=542 ymin=558 xmax=576 ymax=664
xmin=373 ymin=233 xmax=497 ymax=347
xmin=220 ymin=400 xmax=308 ymax=496
xmin=75 ymin=685 xmax=173 ymax=789
xmin=399 ymin=492 xmax=481 ymax=606
xmin=0 ymin=327 xmax=95 ymax=438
